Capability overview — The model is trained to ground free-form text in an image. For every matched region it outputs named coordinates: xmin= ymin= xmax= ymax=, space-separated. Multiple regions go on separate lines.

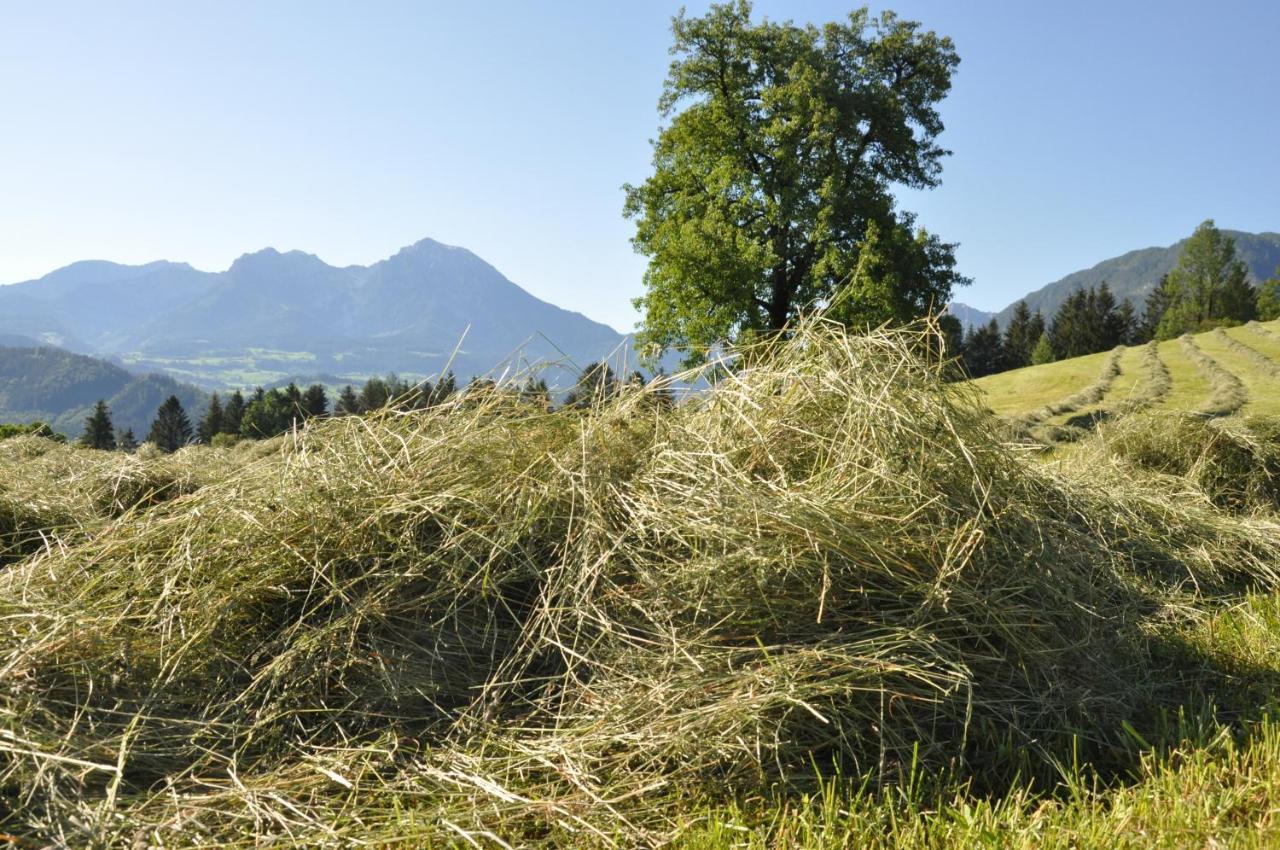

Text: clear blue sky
xmin=2 ymin=1 xmax=1277 ymax=329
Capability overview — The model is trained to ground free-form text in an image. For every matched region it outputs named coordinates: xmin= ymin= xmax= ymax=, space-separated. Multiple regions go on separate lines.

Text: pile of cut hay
xmin=2 ymin=322 xmax=1279 ymax=847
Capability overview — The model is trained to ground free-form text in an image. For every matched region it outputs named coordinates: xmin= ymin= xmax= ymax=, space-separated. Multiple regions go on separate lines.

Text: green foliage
xmin=210 ymin=432 xmax=241 ymax=449
xmin=302 ymin=383 xmax=328 ymax=418
xmin=1142 ymin=274 xmax=1172 ymax=340
xmin=1002 ymin=301 xmax=1047 ymax=369
xmin=239 ymin=388 xmax=297 ymax=438
xmin=0 ymin=421 xmax=64 ymax=442
xmin=336 ymin=384 xmax=359 ymax=415
xmin=79 ymin=399 xmax=116 ymax=450
xmin=197 ymin=392 xmax=224 ymax=443
xmin=1257 ymin=267 xmax=1280 ymax=321
xmin=221 ymin=390 xmax=246 ymax=436
xmin=1049 ymin=283 xmax=1128 ymax=359
xmin=564 ymin=361 xmax=620 ymax=408
xmin=1030 ymin=332 xmax=1055 ymax=365
xmin=624 ymin=1 xmax=964 ymax=362
xmin=147 ymin=395 xmax=193 ymax=453
xmin=1156 ymin=220 xmax=1256 ymax=339
xmin=116 ymin=427 xmax=138 ymax=453
xmin=962 ymin=318 xmax=1004 ymax=377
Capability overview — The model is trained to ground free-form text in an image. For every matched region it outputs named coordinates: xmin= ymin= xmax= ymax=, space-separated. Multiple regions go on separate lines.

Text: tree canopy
xmin=625 ymin=1 xmax=965 ymax=363
xmin=1156 ymin=220 xmax=1256 ymax=338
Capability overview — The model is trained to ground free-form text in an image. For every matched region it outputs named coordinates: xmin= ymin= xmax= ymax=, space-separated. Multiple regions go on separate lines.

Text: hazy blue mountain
xmin=994 ymin=230 xmax=1280 ymax=326
xmin=945 ymin=302 xmax=996 ymax=331
xmin=0 ymin=344 xmax=207 ymax=440
xmin=0 ymin=238 xmax=633 ymax=389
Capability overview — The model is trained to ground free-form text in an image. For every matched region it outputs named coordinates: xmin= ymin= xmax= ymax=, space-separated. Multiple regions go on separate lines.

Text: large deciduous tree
xmin=624 ymin=2 xmax=965 ymax=363
xmin=1156 ymin=220 xmax=1256 ymax=338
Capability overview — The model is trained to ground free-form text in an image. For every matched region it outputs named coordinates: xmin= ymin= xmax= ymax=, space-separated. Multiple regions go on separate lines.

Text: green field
xmin=7 ymin=323 xmax=1280 ymax=847
xmin=976 ymin=319 xmax=1280 ymax=435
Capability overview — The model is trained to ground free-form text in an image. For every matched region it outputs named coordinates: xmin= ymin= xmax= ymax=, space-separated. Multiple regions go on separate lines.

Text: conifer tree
xmin=1258 ymin=267 xmax=1280 ymax=321
xmin=80 ymin=400 xmax=116 ymax=450
xmin=961 ymin=319 xmax=1004 ymax=377
xmin=222 ymin=390 xmax=246 ymax=435
xmin=1030 ymin=332 xmax=1055 ymax=365
xmin=1141 ymin=275 xmax=1172 ymax=342
xmin=1093 ymin=282 xmax=1121 ymax=349
xmin=1115 ymin=299 xmax=1138 ymax=345
xmin=197 ymin=393 xmax=224 ymax=443
xmin=429 ymin=372 xmax=457 ymax=406
xmin=116 ymin=427 xmax=138 ymax=453
xmin=937 ymin=314 xmax=965 ymax=363
xmin=336 ymin=385 xmax=359 ymax=416
xmin=357 ymin=377 xmax=390 ymax=413
xmin=147 ymin=395 xmax=193 ymax=453
xmin=302 ymin=384 xmax=328 ymax=418
xmin=1002 ymin=301 xmax=1037 ymax=368
xmin=519 ymin=378 xmax=551 ymax=411
xmin=240 ymin=389 xmax=294 ymax=438
xmin=566 ymin=362 xmax=619 ymax=408
xmin=282 ymin=382 xmax=304 ymax=424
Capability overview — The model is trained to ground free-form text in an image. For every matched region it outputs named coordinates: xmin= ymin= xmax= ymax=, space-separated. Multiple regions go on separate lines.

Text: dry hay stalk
xmin=1180 ymin=334 xmax=1247 ymax=418
xmin=2 ymin=321 xmax=1280 ymax=846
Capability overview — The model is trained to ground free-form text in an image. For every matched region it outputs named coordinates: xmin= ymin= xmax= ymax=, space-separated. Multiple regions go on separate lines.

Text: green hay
xmin=1097 ymin=412 xmax=1280 ymax=513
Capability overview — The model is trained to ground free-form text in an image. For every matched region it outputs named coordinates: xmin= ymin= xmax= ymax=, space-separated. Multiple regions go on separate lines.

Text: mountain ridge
xmin=991 ymin=230 xmax=1280 ymax=326
xmin=0 ymin=239 xmax=631 ymax=389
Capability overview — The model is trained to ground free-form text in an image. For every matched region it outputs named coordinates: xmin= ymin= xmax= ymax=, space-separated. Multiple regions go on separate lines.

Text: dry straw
xmin=2 ymin=321 xmax=1279 ymax=846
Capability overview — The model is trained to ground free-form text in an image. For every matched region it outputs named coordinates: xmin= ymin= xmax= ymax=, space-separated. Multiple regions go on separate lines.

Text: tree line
xmin=73 ymin=362 xmax=669 ymax=453
xmin=956 ymin=221 xmax=1280 ymax=378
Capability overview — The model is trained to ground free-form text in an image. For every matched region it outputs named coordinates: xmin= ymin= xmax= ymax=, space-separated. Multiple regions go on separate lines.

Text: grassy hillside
xmin=975 ymin=318 xmax=1280 ymax=440
xmin=5 ymin=322 xmax=1280 ymax=846
xmin=0 ymin=344 xmax=208 ymax=439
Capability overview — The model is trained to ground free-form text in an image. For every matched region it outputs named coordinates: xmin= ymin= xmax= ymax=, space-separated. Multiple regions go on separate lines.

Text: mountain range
xmin=4 ymin=228 xmax=1279 ymax=438
xmin=0 ymin=238 xmax=630 ymax=390
xmin=951 ymin=230 xmax=1280 ymax=329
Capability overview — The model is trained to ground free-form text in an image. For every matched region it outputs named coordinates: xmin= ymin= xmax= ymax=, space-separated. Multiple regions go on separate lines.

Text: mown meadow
xmin=4 ymin=319 xmax=1280 ymax=846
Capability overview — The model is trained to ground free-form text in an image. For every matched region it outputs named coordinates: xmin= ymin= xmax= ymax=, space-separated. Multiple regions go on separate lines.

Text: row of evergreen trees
xmin=960 ymin=281 xmax=1143 ymax=377
xmin=78 ymin=361 xmax=663 ymax=453
xmin=956 ymin=221 xmax=1280 ymax=378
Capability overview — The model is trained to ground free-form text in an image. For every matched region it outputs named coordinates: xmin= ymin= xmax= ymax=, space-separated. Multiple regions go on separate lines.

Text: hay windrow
xmin=1019 ymin=345 xmax=1125 ymax=428
xmin=1117 ymin=341 xmax=1174 ymax=415
xmin=1247 ymin=320 xmax=1280 ymax=344
xmin=2 ymin=322 xmax=1280 ymax=846
xmin=1213 ymin=327 xmax=1280 ymax=380
xmin=1180 ymin=334 xmax=1248 ymax=417
xmin=1093 ymin=412 xmax=1280 ymax=513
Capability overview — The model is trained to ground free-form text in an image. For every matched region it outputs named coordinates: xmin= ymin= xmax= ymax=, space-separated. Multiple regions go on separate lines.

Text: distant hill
xmin=946 ymin=302 xmax=996 ymax=331
xmin=994 ymin=230 xmax=1280 ymax=326
xmin=0 ymin=238 xmax=634 ymax=390
xmin=0 ymin=345 xmax=207 ymax=440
